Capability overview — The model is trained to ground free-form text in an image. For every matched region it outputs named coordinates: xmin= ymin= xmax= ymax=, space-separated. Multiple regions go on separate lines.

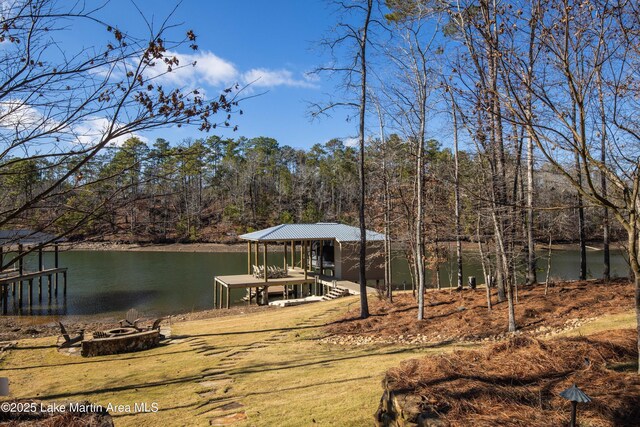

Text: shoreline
xmin=0 ymin=304 xmax=275 ymax=342
xmin=60 ymin=240 xmax=625 ymax=253
xmin=61 ymin=241 xmax=248 ymax=253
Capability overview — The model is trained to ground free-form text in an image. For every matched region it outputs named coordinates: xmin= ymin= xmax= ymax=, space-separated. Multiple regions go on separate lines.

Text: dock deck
xmin=214 ymin=267 xmax=316 ymax=308
xmin=215 ymin=267 xmax=314 ymax=289
xmin=214 ymin=267 xmax=379 ymax=309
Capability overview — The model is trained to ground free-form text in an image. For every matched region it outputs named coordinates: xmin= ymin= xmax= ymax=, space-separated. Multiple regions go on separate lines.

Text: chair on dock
xmin=119 ymin=308 xmax=142 ymax=329
xmin=253 ymin=265 xmax=288 ymax=279
xmin=58 ymin=322 xmax=84 ymax=348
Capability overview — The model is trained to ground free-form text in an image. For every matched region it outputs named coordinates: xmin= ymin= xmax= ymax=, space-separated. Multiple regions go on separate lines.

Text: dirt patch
xmin=379 ymin=329 xmax=639 ymax=426
xmin=325 ymin=279 xmax=634 ymax=345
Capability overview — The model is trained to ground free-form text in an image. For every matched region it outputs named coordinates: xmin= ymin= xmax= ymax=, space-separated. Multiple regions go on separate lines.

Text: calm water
xmin=4 ymin=248 xmax=628 ymax=317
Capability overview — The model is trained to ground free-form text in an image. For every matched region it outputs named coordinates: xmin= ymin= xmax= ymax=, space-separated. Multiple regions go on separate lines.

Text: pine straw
xmin=0 ymin=400 xmax=112 ymax=426
xmin=385 ymin=329 xmax=639 ymax=426
xmin=326 ymin=279 xmax=634 ymax=342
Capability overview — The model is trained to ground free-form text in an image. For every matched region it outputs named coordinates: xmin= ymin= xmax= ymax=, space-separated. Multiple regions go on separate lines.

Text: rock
xmin=375 ymin=378 xmax=446 ymax=426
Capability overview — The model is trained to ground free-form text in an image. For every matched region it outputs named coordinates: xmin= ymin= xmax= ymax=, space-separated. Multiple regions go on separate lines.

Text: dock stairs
xmin=321 ymin=286 xmax=350 ymax=301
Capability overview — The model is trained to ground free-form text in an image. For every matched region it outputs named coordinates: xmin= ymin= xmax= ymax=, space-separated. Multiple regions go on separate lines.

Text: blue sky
xmin=90 ymin=0 xmax=359 ymax=149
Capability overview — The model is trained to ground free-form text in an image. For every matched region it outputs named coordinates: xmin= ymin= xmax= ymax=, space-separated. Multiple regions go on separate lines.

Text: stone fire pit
xmin=81 ymin=328 xmax=161 ymax=357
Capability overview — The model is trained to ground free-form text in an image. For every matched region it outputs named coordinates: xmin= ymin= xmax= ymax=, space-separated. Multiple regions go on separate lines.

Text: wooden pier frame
xmin=213 ymin=267 xmax=315 ymax=309
xmin=0 ymin=230 xmax=68 ymax=315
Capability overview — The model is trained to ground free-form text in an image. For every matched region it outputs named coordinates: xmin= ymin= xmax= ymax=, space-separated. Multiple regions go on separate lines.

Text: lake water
xmin=5 ymin=248 xmax=628 ymax=317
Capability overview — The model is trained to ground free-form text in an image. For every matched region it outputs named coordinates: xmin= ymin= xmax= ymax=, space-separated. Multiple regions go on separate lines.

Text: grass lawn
xmin=0 ymin=295 xmax=635 ymax=426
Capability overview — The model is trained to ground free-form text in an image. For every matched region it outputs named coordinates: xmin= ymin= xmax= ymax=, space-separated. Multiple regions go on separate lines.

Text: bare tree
xmin=501 ymin=0 xmax=640 ymax=372
xmin=312 ymin=0 xmax=380 ymax=319
xmin=384 ymin=4 xmax=441 ymax=320
xmin=0 ymin=0 xmax=239 ymax=260
xmin=445 ymin=87 xmax=464 ymax=290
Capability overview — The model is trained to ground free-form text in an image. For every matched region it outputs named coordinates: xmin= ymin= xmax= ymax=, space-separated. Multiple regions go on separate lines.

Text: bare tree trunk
xmin=545 ymin=233 xmax=552 ymax=295
xmin=526 ymin=134 xmax=536 ymax=284
xmin=576 ymin=152 xmax=587 ymax=280
xmin=478 ymin=217 xmax=492 ymax=310
xmin=357 ymin=0 xmax=373 ymax=319
xmin=373 ymin=94 xmax=393 ymax=301
xmin=451 ymin=94 xmax=464 ymax=290
xmin=597 ymin=69 xmax=610 ymax=281
xmin=626 ymin=221 xmax=640 ymax=374
xmin=416 ymin=126 xmax=425 ymax=320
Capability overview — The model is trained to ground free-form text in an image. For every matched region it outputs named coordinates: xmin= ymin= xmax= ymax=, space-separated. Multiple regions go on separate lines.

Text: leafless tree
xmin=311 ymin=0 xmax=382 ymax=319
xmin=0 ymin=0 xmax=239 ymax=262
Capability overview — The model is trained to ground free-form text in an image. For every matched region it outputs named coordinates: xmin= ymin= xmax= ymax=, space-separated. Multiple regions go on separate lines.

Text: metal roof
xmin=239 ymin=223 xmax=386 ymax=242
xmin=0 ymin=230 xmax=65 ymax=245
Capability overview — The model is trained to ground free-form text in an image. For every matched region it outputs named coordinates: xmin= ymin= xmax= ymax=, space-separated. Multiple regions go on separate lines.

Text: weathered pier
xmin=0 ymin=230 xmax=68 ymax=315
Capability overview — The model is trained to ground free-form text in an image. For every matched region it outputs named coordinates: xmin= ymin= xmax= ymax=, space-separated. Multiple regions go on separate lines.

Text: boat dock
xmin=214 ymin=268 xmax=379 ymax=309
xmin=0 ymin=230 xmax=68 ymax=315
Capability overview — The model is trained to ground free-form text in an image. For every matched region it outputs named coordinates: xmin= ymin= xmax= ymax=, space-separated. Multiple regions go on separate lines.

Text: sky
xmin=84 ymin=0 xmax=361 ymax=150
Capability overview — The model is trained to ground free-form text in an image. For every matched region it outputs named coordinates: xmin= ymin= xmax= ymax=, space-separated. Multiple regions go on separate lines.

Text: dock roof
xmin=239 ymin=223 xmax=385 ymax=243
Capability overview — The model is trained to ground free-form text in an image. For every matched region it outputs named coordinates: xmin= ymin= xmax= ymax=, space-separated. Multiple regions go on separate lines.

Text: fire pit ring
xmin=102 ymin=327 xmax=138 ymax=337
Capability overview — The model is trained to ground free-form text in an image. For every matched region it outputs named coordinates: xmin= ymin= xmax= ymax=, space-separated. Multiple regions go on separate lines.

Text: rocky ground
xmin=324 ymin=278 xmax=634 ymax=346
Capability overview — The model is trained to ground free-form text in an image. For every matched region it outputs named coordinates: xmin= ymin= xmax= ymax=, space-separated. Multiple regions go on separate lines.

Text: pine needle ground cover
xmin=326 ymin=279 xmax=634 ymax=344
xmin=384 ymin=329 xmax=639 ymax=426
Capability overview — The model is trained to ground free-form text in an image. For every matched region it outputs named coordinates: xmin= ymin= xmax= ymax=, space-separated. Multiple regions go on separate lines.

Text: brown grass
xmin=384 ymin=329 xmax=639 ymax=426
xmin=326 ymin=279 xmax=634 ymax=342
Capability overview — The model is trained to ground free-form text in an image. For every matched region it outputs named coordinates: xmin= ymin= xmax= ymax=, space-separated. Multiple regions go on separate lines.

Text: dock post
xmin=213 ymin=276 xmax=218 ymax=308
xmin=254 ymin=241 xmax=259 ymax=272
xmin=299 ymin=240 xmax=303 ymax=269
xmin=226 ymin=285 xmax=230 ymax=309
xmin=54 ymin=244 xmax=59 ymax=296
xmin=18 ymin=244 xmax=23 ymax=276
xmin=247 ymin=242 xmax=251 ymax=274
xmin=219 ymin=283 xmax=223 ymax=309
xmin=63 ymin=271 xmax=67 ymax=296
xmin=291 ymin=240 xmax=295 ymax=268
xmin=18 ymin=281 xmax=23 ymax=307
xmin=283 ymin=242 xmax=287 ymax=270
xmin=47 ymin=274 xmax=52 ymax=299
xmin=262 ymin=242 xmax=269 ymax=305
xmin=28 ymin=279 xmax=33 ymax=306
xmin=319 ymin=240 xmax=324 ymax=276
xmin=303 ymin=240 xmax=308 ymax=280
xmin=2 ymin=285 xmax=6 ymax=315
xmin=38 ymin=248 xmax=43 ymax=300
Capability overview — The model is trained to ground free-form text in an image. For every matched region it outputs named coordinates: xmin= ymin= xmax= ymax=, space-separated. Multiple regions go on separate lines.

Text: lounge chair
xmin=58 ymin=322 xmax=84 ymax=348
xmin=119 ymin=308 xmax=142 ymax=329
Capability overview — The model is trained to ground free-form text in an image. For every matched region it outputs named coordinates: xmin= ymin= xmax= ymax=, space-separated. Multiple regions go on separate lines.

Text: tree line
xmin=2 ymin=132 xmax=622 ymax=251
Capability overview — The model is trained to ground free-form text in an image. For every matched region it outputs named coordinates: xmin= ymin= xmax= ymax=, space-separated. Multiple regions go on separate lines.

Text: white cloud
xmin=143 ymin=50 xmax=237 ymax=88
xmin=72 ymin=117 xmax=148 ymax=148
xmin=145 ymin=50 xmax=317 ymax=91
xmin=344 ymin=137 xmax=359 ymax=148
xmin=242 ymin=68 xmax=317 ymax=89
xmin=0 ymin=100 xmax=57 ymax=133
